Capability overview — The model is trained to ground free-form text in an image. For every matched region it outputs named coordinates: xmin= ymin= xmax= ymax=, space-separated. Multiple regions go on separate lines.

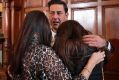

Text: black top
xmin=72 ymin=47 xmax=103 ymax=80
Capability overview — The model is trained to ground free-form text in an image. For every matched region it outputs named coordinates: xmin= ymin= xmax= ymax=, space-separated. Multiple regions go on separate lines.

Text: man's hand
xmin=83 ymin=34 xmax=107 ymax=48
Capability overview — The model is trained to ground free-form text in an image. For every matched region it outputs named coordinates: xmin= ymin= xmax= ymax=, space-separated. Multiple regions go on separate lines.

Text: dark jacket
xmin=72 ymin=46 xmax=112 ymax=80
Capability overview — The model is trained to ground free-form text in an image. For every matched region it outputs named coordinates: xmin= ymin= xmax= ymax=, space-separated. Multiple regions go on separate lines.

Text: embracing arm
xmin=80 ymin=51 xmax=105 ymax=79
xmin=41 ymin=47 xmax=105 ymax=80
xmin=83 ymin=35 xmax=113 ymax=62
xmin=7 ymin=45 xmax=105 ymax=80
xmin=83 ymin=35 xmax=110 ymax=49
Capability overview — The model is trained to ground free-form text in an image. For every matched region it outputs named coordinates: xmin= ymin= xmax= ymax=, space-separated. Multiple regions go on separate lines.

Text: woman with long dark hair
xmin=53 ymin=20 xmax=105 ymax=80
xmin=8 ymin=11 xmax=105 ymax=80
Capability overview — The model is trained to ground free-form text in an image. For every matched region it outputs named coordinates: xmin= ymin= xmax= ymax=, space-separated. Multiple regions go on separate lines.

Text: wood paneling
xmin=104 ymin=7 xmax=119 ymax=39
xmin=24 ymin=0 xmax=43 ymax=8
xmin=71 ymin=0 xmax=97 ymax=3
xmin=104 ymin=39 xmax=119 ymax=80
xmin=103 ymin=6 xmax=119 ymax=80
xmin=72 ymin=8 xmax=97 ymax=34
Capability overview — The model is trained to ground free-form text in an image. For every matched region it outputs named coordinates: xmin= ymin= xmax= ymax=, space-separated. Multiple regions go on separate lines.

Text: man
xmin=48 ymin=0 xmax=69 ymax=46
xmin=47 ymin=0 xmax=113 ymax=79
xmin=48 ymin=0 xmax=111 ymax=50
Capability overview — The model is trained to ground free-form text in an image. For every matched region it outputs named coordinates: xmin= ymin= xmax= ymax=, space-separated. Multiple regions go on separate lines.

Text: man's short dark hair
xmin=48 ymin=0 xmax=68 ymax=13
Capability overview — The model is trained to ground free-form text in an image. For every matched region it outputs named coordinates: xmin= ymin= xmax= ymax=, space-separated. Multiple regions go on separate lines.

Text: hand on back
xmin=83 ymin=34 xmax=106 ymax=48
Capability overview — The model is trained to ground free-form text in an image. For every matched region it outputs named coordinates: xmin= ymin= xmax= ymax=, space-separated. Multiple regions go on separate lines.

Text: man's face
xmin=49 ymin=4 xmax=68 ymax=32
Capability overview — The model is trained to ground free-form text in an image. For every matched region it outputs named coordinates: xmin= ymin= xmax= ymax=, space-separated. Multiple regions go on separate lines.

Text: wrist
xmin=81 ymin=62 xmax=95 ymax=79
xmin=86 ymin=58 xmax=96 ymax=70
xmin=104 ymin=41 xmax=109 ymax=50
xmin=84 ymin=67 xmax=91 ymax=74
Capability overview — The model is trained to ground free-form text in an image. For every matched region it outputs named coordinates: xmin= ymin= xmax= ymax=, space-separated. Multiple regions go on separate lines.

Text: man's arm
xmin=83 ymin=34 xmax=113 ymax=51
xmin=83 ymin=34 xmax=114 ymax=63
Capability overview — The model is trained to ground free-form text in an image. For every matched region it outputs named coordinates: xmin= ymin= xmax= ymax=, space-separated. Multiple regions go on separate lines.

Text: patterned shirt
xmin=9 ymin=44 xmax=87 ymax=80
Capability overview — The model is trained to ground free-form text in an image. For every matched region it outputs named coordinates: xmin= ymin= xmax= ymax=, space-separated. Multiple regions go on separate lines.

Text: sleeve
xmin=103 ymin=41 xmax=114 ymax=64
xmin=105 ymin=41 xmax=114 ymax=53
xmin=41 ymin=47 xmax=87 ymax=80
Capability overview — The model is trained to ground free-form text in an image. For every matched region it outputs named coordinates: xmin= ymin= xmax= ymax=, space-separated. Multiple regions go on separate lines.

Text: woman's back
xmin=53 ymin=20 xmax=103 ymax=80
xmin=10 ymin=41 xmax=69 ymax=79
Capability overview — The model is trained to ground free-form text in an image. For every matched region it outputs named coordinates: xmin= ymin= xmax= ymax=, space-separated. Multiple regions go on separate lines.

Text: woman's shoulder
xmin=37 ymin=45 xmax=54 ymax=52
xmin=29 ymin=44 xmax=53 ymax=51
xmin=28 ymin=44 xmax=59 ymax=61
xmin=37 ymin=45 xmax=61 ymax=59
xmin=31 ymin=44 xmax=55 ymax=55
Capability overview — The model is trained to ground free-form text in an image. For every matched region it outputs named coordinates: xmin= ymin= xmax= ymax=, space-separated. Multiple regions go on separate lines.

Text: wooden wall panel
xmin=104 ymin=7 xmax=119 ymax=39
xmin=104 ymin=38 xmax=119 ymax=80
xmin=24 ymin=0 xmax=43 ymax=8
xmin=71 ymin=0 xmax=97 ymax=3
xmin=103 ymin=6 xmax=119 ymax=80
xmin=72 ymin=8 xmax=97 ymax=34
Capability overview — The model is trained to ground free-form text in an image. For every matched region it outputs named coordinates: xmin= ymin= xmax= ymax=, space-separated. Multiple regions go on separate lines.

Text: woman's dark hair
xmin=48 ymin=0 xmax=68 ymax=13
xmin=53 ymin=20 xmax=90 ymax=75
xmin=10 ymin=10 xmax=51 ymax=74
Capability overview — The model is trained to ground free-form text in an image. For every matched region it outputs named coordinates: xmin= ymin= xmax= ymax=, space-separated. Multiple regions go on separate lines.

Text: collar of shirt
xmin=51 ymin=30 xmax=56 ymax=46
